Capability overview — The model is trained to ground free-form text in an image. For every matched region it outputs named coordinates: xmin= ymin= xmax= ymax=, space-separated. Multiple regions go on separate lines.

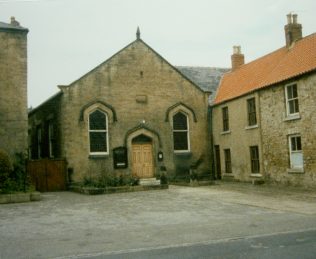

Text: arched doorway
xmin=131 ymin=134 xmax=154 ymax=178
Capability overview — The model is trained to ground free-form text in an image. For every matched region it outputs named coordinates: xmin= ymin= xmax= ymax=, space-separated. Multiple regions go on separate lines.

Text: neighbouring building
xmin=28 ymin=29 xmax=227 ymax=183
xmin=0 ymin=17 xmax=29 ymax=160
xmin=212 ymin=14 xmax=316 ymax=187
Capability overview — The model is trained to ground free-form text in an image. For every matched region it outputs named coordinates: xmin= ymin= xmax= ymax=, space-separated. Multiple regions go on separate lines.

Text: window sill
xmin=287 ymin=168 xmax=304 ymax=174
xmin=284 ymin=114 xmax=301 ymax=122
xmin=250 ymin=173 xmax=262 ymax=178
xmin=221 ymin=130 xmax=231 ymax=135
xmin=245 ymin=125 xmax=258 ymax=130
xmin=89 ymin=154 xmax=109 ymax=159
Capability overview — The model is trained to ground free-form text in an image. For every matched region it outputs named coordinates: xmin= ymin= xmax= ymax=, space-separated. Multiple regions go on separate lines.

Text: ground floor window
xmin=224 ymin=148 xmax=232 ymax=174
xmin=289 ymin=135 xmax=303 ymax=169
xmin=250 ymin=146 xmax=260 ymax=174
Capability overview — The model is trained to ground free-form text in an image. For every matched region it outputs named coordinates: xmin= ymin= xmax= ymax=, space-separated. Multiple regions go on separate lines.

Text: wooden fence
xmin=27 ymin=159 xmax=67 ymax=192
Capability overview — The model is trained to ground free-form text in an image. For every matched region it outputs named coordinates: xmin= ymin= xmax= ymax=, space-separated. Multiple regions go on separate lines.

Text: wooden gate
xmin=27 ymin=159 xmax=67 ymax=192
xmin=132 ymin=144 xmax=154 ymax=178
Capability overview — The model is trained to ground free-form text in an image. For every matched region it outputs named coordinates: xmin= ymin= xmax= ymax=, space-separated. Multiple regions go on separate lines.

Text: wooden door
xmin=132 ymin=144 xmax=154 ymax=178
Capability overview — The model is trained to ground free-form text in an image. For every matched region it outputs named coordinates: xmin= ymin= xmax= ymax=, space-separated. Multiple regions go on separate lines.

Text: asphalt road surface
xmin=83 ymin=229 xmax=316 ymax=259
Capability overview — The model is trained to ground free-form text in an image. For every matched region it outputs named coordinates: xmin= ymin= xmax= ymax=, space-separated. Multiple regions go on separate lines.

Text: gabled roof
xmin=213 ymin=33 xmax=316 ymax=105
xmin=176 ymin=66 xmax=229 ymax=93
xmin=0 ymin=21 xmax=28 ymax=32
xmin=64 ymin=38 xmax=225 ymax=94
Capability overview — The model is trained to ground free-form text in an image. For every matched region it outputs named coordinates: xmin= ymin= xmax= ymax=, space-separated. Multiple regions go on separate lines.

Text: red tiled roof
xmin=213 ymin=33 xmax=316 ymax=105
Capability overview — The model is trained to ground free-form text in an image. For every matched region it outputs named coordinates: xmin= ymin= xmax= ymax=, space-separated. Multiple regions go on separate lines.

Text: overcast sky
xmin=1 ymin=0 xmax=315 ymax=107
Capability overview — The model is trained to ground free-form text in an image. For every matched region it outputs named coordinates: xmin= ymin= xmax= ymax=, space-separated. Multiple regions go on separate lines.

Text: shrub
xmin=83 ymin=173 xmax=139 ymax=188
xmin=0 ymin=151 xmax=29 ymax=193
xmin=160 ymin=173 xmax=168 ymax=185
xmin=0 ymin=150 xmax=13 ymax=192
xmin=0 ymin=149 xmax=12 ymax=179
xmin=11 ymin=152 xmax=28 ymax=192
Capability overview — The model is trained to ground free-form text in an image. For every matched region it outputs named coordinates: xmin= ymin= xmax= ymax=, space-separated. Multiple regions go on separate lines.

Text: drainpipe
xmin=208 ymin=105 xmax=215 ymax=180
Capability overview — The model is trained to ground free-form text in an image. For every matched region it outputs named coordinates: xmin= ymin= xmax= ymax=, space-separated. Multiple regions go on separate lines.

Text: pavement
xmin=0 ymin=181 xmax=316 ymax=259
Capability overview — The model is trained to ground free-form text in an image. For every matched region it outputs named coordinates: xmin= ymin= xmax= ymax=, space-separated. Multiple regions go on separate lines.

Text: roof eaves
xmin=0 ymin=22 xmax=28 ymax=33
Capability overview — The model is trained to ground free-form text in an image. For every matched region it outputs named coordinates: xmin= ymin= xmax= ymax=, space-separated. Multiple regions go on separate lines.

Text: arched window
xmin=173 ymin=112 xmax=190 ymax=152
xmin=89 ymin=110 xmax=108 ymax=154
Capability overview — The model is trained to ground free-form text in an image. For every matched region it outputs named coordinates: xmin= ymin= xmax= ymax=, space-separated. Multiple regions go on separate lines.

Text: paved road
xmin=1 ymin=183 xmax=316 ymax=258
xmin=84 ymin=229 xmax=316 ymax=259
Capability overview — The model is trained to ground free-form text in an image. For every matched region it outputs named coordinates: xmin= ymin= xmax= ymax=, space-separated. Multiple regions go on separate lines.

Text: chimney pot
xmin=292 ymin=14 xmax=298 ymax=24
xmin=287 ymin=13 xmax=292 ymax=24
xmin=233 ymin=45 xmax=241 ymax=54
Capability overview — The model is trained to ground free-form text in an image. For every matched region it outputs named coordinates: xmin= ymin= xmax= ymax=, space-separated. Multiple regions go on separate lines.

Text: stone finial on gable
xmin=10 ymin=16 xmax=20 ymax=26
xmin=136 ymin=26 xmax=141 ymax=39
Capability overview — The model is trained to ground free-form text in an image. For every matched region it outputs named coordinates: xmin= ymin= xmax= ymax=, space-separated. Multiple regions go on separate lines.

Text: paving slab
xmin=0 ymin=183 xmax=316 ymax=259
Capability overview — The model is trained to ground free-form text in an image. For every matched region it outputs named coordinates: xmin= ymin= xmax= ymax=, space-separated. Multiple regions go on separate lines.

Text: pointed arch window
xmin=89 ymin=110 xmax=108 ymax=154
xmin=173 ymin=112 xmax=190 ymax=152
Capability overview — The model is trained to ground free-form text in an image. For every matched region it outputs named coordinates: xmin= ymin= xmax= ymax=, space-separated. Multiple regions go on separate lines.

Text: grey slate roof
xmin=0 ymin=21 xmax=28 ymax=32
xmin=176 ymin=66 xmax=230 ymax=93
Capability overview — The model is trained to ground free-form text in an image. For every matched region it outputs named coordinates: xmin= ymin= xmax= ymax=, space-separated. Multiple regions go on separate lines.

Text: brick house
xmin=212 ymin=14 xmax=316 ymax=187
xmin=0 ymin=17 xmax=28 ymax=161
xmin=28 ymin=29 xmax=227 ymax=183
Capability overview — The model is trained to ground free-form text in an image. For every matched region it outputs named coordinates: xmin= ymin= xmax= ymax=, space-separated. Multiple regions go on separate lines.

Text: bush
xmin=160 ymin=173 xmax=168 ymax=185
xmin=0 ymin=151 xmax=29 ymax=194
xmin=0 ymin=150 xmax=13 ymax=193
xmin=11 ymin=152 xmax=29 ymax=192
xmin=83 ymin=173 xmax=139 ymax=188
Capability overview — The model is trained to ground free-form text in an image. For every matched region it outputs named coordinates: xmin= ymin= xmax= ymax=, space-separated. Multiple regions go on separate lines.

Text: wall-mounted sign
xmin=113 ymin=146 xmax=128 ymax=169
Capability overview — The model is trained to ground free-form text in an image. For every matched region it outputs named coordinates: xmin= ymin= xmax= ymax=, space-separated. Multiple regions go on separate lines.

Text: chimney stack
xmin=231 ymin=45 xmax=244 ymax=71
xmin=284 ymin=13 xmax=302 ymax=48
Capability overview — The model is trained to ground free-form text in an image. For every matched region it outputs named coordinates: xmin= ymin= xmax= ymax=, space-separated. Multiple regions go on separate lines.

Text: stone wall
xmin=260 ymin=73 xmax=316 ymax=187
xmin=212 ymin=92 xmax=262 ymax=182
xmin=0 ymin=29 xmax=28 ymax=160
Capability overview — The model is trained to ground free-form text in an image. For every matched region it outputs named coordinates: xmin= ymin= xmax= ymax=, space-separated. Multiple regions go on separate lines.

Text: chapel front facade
xmin=28 ymin=33 xmax=215 ymax=183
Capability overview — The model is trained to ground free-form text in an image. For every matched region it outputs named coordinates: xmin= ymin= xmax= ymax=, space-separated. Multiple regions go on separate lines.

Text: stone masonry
xmin=260 ymin=74 xmax=316 ymax=187
xmin=29 ymin=37 xmax=212 ymax=183
xmin=0 ymin=18 xmax=28 ymax=160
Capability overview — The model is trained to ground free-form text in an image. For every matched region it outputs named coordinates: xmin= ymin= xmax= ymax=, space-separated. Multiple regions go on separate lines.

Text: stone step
xmin=139 ymin=178 xmax=161 ymax=186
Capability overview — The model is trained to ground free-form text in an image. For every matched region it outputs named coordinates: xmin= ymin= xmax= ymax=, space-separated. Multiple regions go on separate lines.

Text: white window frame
xmin=88 ymin=109 xmax=109 ymax=155
xmin=288 ymin=135 xmax=303 ymax=169
xmin=173 ymin=111 xmax=190 ymax=153
xmin=285 ymin=83 xmax=299 ymax=117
